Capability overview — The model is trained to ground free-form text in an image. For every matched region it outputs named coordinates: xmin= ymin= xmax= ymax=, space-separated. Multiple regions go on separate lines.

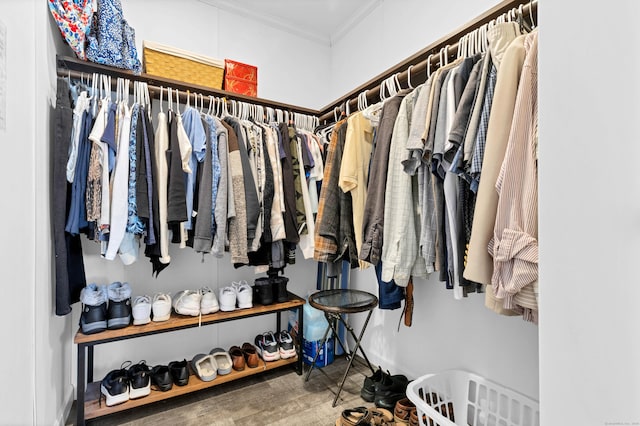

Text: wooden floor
xmin=66 ymin=357 xmax=375 ymax=426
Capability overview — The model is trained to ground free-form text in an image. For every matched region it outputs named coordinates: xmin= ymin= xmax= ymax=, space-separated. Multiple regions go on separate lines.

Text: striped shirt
xmin=488 ymin=31 xmax=538 ymax=307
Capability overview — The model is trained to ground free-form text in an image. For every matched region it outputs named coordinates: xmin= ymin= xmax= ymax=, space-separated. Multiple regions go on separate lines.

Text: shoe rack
xmin=74 ymin=292 xmax=305 ymax=426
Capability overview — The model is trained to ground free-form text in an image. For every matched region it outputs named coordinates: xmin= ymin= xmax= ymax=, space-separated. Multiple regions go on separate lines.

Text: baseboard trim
xmin=55 ymin=385 xmax=74 ymax=426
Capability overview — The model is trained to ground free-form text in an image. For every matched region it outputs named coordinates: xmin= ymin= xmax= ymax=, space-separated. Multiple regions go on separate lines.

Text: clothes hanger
xmin=406 ymin=65 xmax=414 ymax=89
xmin=529 ymin=0 xmax=536 ymax=29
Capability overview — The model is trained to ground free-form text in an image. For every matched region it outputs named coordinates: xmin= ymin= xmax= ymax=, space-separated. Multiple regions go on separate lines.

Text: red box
xmin=224 ymin=59 xmax=258 ymax=97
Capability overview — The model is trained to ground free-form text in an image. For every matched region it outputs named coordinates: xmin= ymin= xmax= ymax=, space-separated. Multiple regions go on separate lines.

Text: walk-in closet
xmin=1 ymin=1 xmax=639 ymax=425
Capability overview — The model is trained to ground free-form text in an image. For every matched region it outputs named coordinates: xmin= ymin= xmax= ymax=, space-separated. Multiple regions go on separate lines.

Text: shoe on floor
xmin=107 ymin=282 xmax=132 ymax=329
xmin=336 ymin=406 xmax=371 ymax=426
xmin=152 ymin=293 xmax=172 ymax=322
xmin=132 ymin=295 xmax=152 ymax=325
xmin=241 ymin=342 xmax=260 ymax=368
xmin=254 ymin=331 xmax=281 ymax=362
xmin=276 ymin=330 xmax=296 ymax=359
xmin=79 ymin=283 xmax=108 ymax=335
xmin=218 ymin=286 xmax=236 ymax=312
xmin=191 ymin=354 xmax=218 ymax=382
xmin=232 ymin=280 xmax=253 ymax=309
xmin=173 ymin=290 xmax=201 ymax=316
xmin=200 ymin=287 xmax=219 ymax=314
xmin=127 ymin=360 xmax=151 ymax=399
xmin=229 ymin=346 xmax=246 ymax=371
xmin=209 ymin=348 xmax=233 ymax=375
xmin=168 ymin=359 xmax=190 ymax=386
xmin=361 ymin=367 xmax=386 ymax=402
xmin=100 ymin=363 xmax=129 ymax=406
xmin=393 ymin=397 xmax=415 ymax=425
xmin=374 ymin=373 xmax=409 ymax=410
xmin=150 ymin=365 xmax=173 ymax=392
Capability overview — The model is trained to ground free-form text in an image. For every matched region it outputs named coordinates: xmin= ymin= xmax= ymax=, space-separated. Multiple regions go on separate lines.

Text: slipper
xmin=336 ymin=406 xmax=371 ymax=426
xmin=191 ymin=354 xmax=218 ymax=382
xmin=209 ymin=347 xmax=233 ymax=375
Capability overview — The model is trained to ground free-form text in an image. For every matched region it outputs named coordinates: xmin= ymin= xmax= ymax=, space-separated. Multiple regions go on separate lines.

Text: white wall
xmin=0 ymin=2 xmax=84 ymax=425
xmin=330 ymin=0 xmax=540 ymax=400
xmin=73 ymin=0 xmax=331 ymax=386
xmin=123 ymin=0 xmax=331 ymax=108
xmin=539 ymin=1 xmax=640 ymax=424
xmin=328 ymin=0 xmax=502 ymax=103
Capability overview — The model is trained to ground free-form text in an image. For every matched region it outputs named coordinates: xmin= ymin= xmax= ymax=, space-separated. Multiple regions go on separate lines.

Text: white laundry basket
xmin=406 ymin=370 xmax=539 ymax=426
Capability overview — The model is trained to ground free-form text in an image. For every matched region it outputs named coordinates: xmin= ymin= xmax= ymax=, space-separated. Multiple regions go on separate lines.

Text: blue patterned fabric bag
xmin=86 ymin=0 xmax=142 ymax=73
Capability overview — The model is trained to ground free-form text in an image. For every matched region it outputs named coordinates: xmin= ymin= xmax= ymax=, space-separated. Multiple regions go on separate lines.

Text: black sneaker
xmin=150 ymin=365 xmax=173 ymax=392
xmin=254 ymin=332 xmax=281 ymax=362
xmin=128 ymin=361 xmax=151 ymax=399
xmin=374 ymin=373 xmax=409 ymax=410
xmin=361 ymin=368 xmax=386 ymax=402
xmin=80 ymin=302 xmax=107 ymax=335
xmin=276 ymin=330 xmax=296 ymax=359
xmin=168 ymin=359 xmax=190 ymax=386
xmin=100 ymin=363 xmax=130 ymax=407
xmin=107 ymin=299 xmax=132 ymax=329
xmin=253 ymin=277 xmax=273 ymax=305
xmin=272 ymin=276 xmax=289 ymax=303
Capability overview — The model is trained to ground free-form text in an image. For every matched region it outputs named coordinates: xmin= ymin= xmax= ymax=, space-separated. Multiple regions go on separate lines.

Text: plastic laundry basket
xmin=406 ymin=370 xmax=539 ymax=426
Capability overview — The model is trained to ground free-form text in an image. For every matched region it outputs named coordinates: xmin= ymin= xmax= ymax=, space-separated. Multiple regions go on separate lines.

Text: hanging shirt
xmin=67 ymin=91 xmax=89 ymax=183
xmin=339 ymin=111 xmax=374 ymax=269
xmin=360 ymin=91 xmax=408 ymax=266
xmin=154 ymin=109 xmax=171 ymax=265
xmin=381 ymin=89 xmax=428 ymax=286
xmin=314 ymin=119 xmax=346 ymax=263
xmin=105 ymin=102 xmax=132 ymax=260
xmin=180 ymin=107 xmax=206 ymax=231
xmin=489 ymin=31 xmax=539 ymax=316
xmin=212 ymin=117 xmax=228 ymax=257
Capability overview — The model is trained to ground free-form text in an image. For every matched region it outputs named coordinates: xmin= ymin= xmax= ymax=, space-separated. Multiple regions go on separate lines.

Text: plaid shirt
xmin=469 ymin=63 xmax=498 ymax=192
xmin=314 ymin=120 xmax=347 ymax=262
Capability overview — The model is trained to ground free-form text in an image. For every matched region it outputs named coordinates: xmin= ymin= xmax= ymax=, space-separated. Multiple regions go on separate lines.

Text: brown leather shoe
xmin=229 ymin=346 xmax=246 ymax=371
xmin=241 ymin=342 xmax=260 ymax=368
xmin=394 ymin=397 xmax=415 ymax=424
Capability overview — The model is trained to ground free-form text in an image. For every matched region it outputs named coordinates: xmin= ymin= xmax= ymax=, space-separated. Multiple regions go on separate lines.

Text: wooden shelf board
xmin=75 ymin=293 xmax=305 ymax=345
xmin=84 ymin=356 xmax=298 ymax=419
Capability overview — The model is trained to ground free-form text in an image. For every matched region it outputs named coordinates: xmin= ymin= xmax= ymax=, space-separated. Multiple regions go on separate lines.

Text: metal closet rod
xmin=56 ymin=56 xmax=320 ymax=117
xmin=317 ymin=0 xmax=538 ymax=123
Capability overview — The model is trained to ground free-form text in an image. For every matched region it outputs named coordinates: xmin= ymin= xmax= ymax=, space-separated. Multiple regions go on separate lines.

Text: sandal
xmin=369 ymin=407 xmax=394 ymax=425
xmin=336 ymin=407 xmax=372 ymax=426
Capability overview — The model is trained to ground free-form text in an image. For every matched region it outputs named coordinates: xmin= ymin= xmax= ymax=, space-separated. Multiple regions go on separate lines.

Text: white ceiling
xmin=199 ymin=0 xmax=382 ymax=46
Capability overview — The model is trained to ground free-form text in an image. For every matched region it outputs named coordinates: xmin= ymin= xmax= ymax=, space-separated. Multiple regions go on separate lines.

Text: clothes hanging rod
xmin=317 ymin=0 xmax=537 ymax=123
xmin=56 ymin=55 xmax=320 ymax=116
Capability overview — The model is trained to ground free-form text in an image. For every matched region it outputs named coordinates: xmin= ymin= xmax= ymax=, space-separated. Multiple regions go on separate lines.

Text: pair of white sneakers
xmin=172 ymin=287 xmax=220 ymax=317
xmin=219 ymin=281 xmax=253 ymax=312
xmin=131 ymin=293 xmax=172 ymax=325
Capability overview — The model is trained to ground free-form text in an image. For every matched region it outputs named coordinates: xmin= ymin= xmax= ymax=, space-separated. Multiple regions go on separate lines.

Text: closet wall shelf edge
xmin=57 ymin=56 xmax=320 ymax=116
